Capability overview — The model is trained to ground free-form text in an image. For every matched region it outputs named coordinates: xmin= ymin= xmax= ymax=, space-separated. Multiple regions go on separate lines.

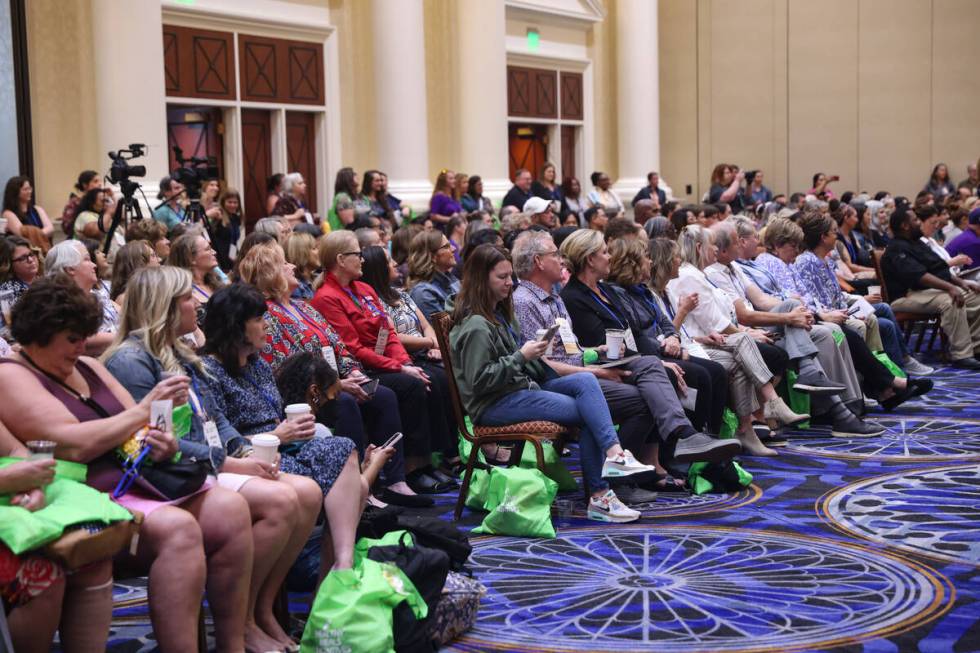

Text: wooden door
xmin=166 ymin=105 xmax=224 ymax=181
xmin=285 ymin=111 xmax=317 ymax=215
xmin=508 ymin=124 xmax=548 ymax=183
xmin=561 ymin=125 xmax=577 ymax=182
xmin=241 ymin=109 xmax=272 ymax=232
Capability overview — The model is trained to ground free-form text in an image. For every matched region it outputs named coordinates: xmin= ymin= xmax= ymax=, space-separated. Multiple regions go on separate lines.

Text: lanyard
xmin=726 ymin=266 xmax=747 ymax=297
xmin=241 ymin=370 xmax=281 ymax=416
xmin=843 ymin=235 xmax=858 ymax=262
xmin=186 ymin=369 xmax=208 ymax=421
xmin=661 ymin=294 xmax=692 ymax=340
xmin=588 ymin=285 xmax=627 ymax=329
xmin=276 ymin=301 xmax=327 ymax=343
xmin=631 ymin=285 xmax=664 ymax=322
xmin=495 ymin=312 xmax=520 ymax=346
xmin=192 ymin=284 xmax=211 ymax=300
xmin=342 ymin=287 xmax=362 ymax=309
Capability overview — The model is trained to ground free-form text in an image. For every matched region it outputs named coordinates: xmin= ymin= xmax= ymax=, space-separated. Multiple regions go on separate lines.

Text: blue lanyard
xmin=186 ymin=369 xmax=209 ymax=420
xmin=241 ymin=370 xmax=281 ymax=417
xmin=661 ymin=293 xmax=692 ymax=340
xmin=342 ymin=287 xmax=362 ymax=309
xmin=276 ymin=301 xmax=327 ymax=340
xmin=588 ymin=286 xmax=627 ymax=329
xmin=495 ymin=312 xmax=520 ymax=346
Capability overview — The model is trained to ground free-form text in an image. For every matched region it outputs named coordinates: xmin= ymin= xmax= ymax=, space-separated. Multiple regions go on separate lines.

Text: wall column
xmin=90 ymin=0 xmax=169 ymax=209
xmin=371 ymin=0 xmax=431 ymax=209
xmin=613 ymin=0 xmax=661 ymax=205
xmin=455 ymin=0 xmax=510 ymax=202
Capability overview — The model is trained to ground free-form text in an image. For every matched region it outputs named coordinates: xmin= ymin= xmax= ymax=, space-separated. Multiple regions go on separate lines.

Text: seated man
xmin=883 ymin=208 xmax=980 ymax=369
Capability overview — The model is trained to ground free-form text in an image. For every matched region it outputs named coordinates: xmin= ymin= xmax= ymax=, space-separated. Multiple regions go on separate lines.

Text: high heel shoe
xmin=763 ymin=397 xmax=809 ymax=427
xmin=737 ymin=429 xmax=779 ymax=456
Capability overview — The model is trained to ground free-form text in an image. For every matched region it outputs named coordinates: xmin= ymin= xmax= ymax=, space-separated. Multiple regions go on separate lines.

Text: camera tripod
xmin=100 ymin=181 xmax=144 ymax=256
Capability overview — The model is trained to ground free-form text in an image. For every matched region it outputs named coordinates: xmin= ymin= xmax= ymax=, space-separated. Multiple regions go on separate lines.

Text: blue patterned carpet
xmin=87 ymin=357 xmax=980 ymax=652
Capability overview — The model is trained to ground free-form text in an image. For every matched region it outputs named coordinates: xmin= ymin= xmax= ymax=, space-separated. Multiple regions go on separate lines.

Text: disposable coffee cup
xmin=26 ymin=440 xmax=56 ymax=461
xmin=251 ymin=434 xmax=280 ymax=464
xmin=285 ymin=403 xmax=311 ymax=421
xmin=605 ymin=329 xmax=626 ymax=360
xmin=535 ymin=328 xmax=554 ymax=356
xmin=868 ymin=285 xmax=881 ymax=296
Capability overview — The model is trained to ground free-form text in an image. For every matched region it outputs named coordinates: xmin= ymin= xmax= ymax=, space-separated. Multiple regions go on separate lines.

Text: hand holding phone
xmin=358 ymin=378 xmax=380 ymax=396
xmin=539 ymin=324 xmax=560 ymax=343
xmin=381 ymin=432 xmax=403 ymax=449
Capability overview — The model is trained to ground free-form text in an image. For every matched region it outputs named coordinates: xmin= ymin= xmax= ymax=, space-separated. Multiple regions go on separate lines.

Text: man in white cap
xmin=524 ymin=196 xmax=557 ymax=229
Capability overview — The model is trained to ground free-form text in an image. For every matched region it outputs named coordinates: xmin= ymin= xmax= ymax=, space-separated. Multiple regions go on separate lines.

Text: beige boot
xmin=737 ymin=428 xmax=779 ymax=456
xmin=763 ymin=397 xmax=809 ymax=427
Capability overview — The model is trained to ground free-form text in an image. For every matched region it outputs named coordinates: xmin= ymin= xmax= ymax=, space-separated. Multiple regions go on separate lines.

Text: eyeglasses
xmin=538 ymin=249 xmax=561 ymax=259
xmin=438 ymin=243 xmax=452 ymax=251
xmin=340 ymin=251 xmax=363 ymax=259
xmin=11 ymin=252 xmax=37 ymax=264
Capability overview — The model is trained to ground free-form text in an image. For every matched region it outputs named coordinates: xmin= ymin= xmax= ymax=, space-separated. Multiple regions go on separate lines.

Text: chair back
xmin=431 ymin=311 xmax=476 ymax=445
xmin=870 ymin=249 xmax=892 ymax=302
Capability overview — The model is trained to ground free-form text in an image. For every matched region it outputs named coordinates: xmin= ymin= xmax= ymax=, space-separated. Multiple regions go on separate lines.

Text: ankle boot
xmin=763 ymin=397 xmax=809 ymax=427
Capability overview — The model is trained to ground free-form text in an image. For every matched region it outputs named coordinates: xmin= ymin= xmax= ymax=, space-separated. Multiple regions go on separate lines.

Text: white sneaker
xmin=587 ymin=490 xmax=641 ymax=523
xmin=601 ymin=450 xmax=658 ymax=478
xmin=903 ymin=357 xmax=934 ymax=375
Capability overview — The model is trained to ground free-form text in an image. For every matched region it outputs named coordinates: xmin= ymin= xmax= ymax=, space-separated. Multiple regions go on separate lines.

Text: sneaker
xmin=587 ymin=490 xmax=641 ymax=523
xmin=793 ymin=371 xmax=847 ymax=395
xmin=673 ymin=432 xmax=742 ymax=463
xmin=613 ymin=484 xmax=659 ymax=505
xmin=903 ymin=357 xmax=933 ymax=375
xmin=602 ymin=449 xmax=658 ymax=479
xmin=831 ymin=414 xmax=886 ymax=438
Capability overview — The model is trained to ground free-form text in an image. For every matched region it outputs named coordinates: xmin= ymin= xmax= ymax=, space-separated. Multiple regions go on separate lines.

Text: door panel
xmin=241 ymin=109 xmax=272 ymax=232
xmin=285 ymin=111 xmax=317 ymax=214
xmin=508 ymin=124 xmax=548 ymax=183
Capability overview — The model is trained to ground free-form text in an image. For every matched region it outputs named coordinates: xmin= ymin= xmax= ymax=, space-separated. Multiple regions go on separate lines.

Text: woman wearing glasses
xmin=0 ymin=235 xmax=41 ymax=341
xmin=406 ymin=230 xmax=461 ymax=321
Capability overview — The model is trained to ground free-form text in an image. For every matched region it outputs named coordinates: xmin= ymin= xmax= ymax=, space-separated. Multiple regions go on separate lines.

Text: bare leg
xmin=59 ymin=558 xmax=114 ymax=652
xmin=237 ymin=478 xmax=298 ymax=652
xmin=255 ymin=474 xmax=321 ymax=647
xmin=183 ymin=487 xmax=253 ymax=653
xmin=8 ymin=574 xmax=66 ymax=653
xmin=322 ymin=452 xmax=364 ymax=571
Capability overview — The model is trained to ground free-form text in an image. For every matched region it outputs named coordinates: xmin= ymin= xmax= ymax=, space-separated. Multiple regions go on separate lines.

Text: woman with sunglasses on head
xmin=312 ymin=230 xmax=456 ymax=495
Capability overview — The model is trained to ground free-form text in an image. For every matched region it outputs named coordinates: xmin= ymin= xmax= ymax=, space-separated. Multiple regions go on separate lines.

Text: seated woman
xmin=450 ymin=244 xmax=664 ymax=523
xmin=284 ymin=231 xmax=320 ymax=301
xmin=104 ymin=266 xmax=319 ymax=653
xmin=125 ymin=218 xmax=171 ymax=263
xmin=558 ymin=228 xmax=731 ymax=443
xmin=638 ymin=237 xmax=806 ymax=456
xmin=407 ymin=230 xmax=462 ymax=322
xmin=0 ymin=235 xmax=41 ymax=341
xmin=199 ymin=284 xmax=373 ymax=582
xmin=236 ymin=243 xmax=433 ymax=507
xmin=109 ymin=239 xmax=160 ymax=306
xmin=0 ymin=274 xmax=253 ymax=652
xmin=44 ymin=240 xmax=117 ymax=355
xmin=168 ymin=232 xmax=225 ymax=326
xmin=312 ymin=231 xmax=457 ymax=495
xmin=0 ymin=420 xmax=113 ymax=653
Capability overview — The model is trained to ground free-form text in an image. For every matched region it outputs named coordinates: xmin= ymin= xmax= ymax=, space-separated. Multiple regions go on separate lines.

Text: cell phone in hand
xmin=539 ymin=324 xmax=560 ymax=343
xmin=359 ymin=378 xmax=380 ymax=396
xmin=381 ymin=432 xmax=403 ymax=449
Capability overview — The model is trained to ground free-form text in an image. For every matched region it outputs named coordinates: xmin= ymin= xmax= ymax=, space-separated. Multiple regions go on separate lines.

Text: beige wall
xmin=423 ymin=0 xmax=460 ymax=180
xmin=588 ymin=0 xmax=618 ymax=180
xmin=26 ymin=0 xmax=100 ymax=216
xmin=660 ymin=0 xmax=980 ymax=202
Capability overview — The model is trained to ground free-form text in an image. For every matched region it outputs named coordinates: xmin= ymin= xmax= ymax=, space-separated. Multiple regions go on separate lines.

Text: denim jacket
xmin=409 ymin=272 xmax=460 ymax=321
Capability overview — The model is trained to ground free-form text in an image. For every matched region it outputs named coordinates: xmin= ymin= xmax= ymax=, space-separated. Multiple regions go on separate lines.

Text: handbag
xmin=44 ymin=512 xmax=142 ymax=569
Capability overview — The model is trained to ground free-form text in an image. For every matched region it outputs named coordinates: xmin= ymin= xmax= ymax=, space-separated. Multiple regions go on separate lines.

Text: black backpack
xmin=396 ymin=515 xmax=472 ymax=571
xmin=367 ymin=532 xmax=449 ymax=653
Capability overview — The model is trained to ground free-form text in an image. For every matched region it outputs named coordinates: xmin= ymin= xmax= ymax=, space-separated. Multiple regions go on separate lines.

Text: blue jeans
xmin=477 ymin=372 xmax=620 ymax=492
xmin=874 ymin=303 xmax=909 ymax=366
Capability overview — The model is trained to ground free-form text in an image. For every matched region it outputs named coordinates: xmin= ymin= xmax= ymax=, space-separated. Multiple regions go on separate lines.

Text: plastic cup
xmin=251 ymin=434 xmax=280 ymax=464
xmin=553 ymin=499 xmax=574 ymax=529
xmin=535 ymin=328 xmax=554 ymax=356
xmin=26 ymin=440 xmax=56 ymax=461
xmin=285 ymin=403 xmax=311 ymax=421
xmin=605 ymin=329 xmax=626 ymax=360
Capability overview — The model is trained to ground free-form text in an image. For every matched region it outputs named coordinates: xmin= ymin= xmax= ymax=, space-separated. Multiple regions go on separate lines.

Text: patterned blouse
xmin=201 ymin=355 xmax=281 ymax=436
xmin=753 ymin=253 xmax=804 ymax=298
xmin=0 ymin=278 xmax=29 ymax=339
xmin=94 ymin=283 xmax=119 ymax=333
xmin=380 ymin=289 xmax=424 ymax=338
xmin=793 ymin=250 xmax=848 ymax=311
xmin=261 ymin=299 xmax=362 ymax=377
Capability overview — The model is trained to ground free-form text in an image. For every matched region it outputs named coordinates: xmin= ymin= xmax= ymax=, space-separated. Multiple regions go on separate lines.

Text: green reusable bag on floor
xmin=472 ymin=466 xmax=558 ymax=538
xmin=301 ymin=557 xmax=428 ymax=653
xmin=780 ymin=370 xmax=811 ymax=429
xmin=718 ymin=408 xmax=739 ymax=439
xmin=353 ymin=530 xmax=413 ymax=568
xmin=518 ymin=438 xmax=577 ymax=492
xmin=457 ymin=434 xmax=492 ymax=511
xmin=873 ymin=351 xmax=907 ymax=379
xmin=0 ymin=457 xmax=133 ymax=555
xmin=687 ymin=460 xmax=753 ymax=495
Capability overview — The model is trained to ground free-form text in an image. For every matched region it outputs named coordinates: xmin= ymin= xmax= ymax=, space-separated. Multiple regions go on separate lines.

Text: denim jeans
xmin=477 ymin=372 xmax=619 ymax=492
xmin=874 ymin=303 xmax=909 ymax=365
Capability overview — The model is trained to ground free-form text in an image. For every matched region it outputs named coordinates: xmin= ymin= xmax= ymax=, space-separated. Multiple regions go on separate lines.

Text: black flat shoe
xmin=378 ymin=488 xmax=435 ymax=508
xmin=406 ymin=470 xmax=456 ymax=494
xmin=880 ymin=385 xmax=914 ymax=412
xmin=424 ymin=466 xmax=459 ymax=487
xmin=907 ymin=377 xmax=933 ymax=398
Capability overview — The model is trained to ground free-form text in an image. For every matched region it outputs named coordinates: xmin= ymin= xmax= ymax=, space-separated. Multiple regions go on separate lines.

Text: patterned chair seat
xmin=473 ymin=421 xmax=565 ymax=437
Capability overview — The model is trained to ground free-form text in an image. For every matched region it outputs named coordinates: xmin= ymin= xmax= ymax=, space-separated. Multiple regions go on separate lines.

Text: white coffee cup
xmin=535 ymin=328 xmax=554 ymax=356
xmin=868 ymin=285 xmax=881 ymax=296
xmin=251 ymin=434 xmax=280 ymax=464
xmin=605 ymin=329 xmax=626 ymax=360
xmin=285 ymin=403 xmax=311 ymax=421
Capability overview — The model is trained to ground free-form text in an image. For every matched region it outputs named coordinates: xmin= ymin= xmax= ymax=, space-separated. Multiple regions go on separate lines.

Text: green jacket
xmin=449 ymin=313 xmax=551 ymax=423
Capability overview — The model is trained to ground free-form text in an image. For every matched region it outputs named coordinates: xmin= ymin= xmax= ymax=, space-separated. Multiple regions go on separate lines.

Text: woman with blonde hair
xmin=105 ymin=266 xmax=320 ymax=652
xmin=284 ymin=231 xmax=320 ymax=300
xmin=407 ymin=229 xmax=460 ymax=320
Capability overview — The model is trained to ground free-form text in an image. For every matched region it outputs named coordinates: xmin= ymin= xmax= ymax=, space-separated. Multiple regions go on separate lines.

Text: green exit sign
xmin=527 ymin=28 xmax=539 ymax=51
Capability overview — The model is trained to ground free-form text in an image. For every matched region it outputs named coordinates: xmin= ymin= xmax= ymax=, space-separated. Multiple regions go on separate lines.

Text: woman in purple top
xmin=429 ymin=169 xmax=462 ymax=229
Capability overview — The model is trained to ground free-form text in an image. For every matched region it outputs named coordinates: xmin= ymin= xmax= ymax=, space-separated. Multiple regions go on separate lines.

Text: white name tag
xmin=680 ymin=386 xmax=699 ymax=412
xmin=375 ymin=327 xmax=389 ymax=355
xmin=623 ymin=329 xmax=637 ymax=352
xmin=556 ymin=318 xmax=581 ymax=354
xmin=322 ymin=346 xmax=338 ymax=372
xmin=202 ymin=420 xmax=222 ymax=449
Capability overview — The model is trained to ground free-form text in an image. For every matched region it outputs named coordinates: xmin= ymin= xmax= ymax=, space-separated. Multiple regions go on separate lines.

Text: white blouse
xmin=666 ymin=262 xmax=736 ymax=339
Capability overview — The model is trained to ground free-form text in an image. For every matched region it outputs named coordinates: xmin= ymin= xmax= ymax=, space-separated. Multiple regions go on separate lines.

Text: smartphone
xmin=539 ymin=324 xmax=560 ymax=343
xmin=359 ymin=378 xmax=380 ymax=396
xmin=381 ymin=432 xmax=403 ymax=449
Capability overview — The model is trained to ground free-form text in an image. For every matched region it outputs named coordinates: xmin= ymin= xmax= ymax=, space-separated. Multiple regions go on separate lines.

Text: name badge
xmin=375 ymin=327 xmax=389 ymax=355
xmin=322 ymin=346 xmax=338 ymax=372
xmin=202 ymin=420 xmax=222 ymax=449
xmin=623 ymin=329 xmax=637 ymax=352
xmin=556 ymin=318 xmax=581 ymax=354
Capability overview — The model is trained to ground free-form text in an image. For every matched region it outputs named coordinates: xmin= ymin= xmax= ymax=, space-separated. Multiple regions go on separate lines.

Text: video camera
xmin=171 ymin=146 xmax=219 ymax=201
xmin=108 ymin=144 xmax=147 ymax=199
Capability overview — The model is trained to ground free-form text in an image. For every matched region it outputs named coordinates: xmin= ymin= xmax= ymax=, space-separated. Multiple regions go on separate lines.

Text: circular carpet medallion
xmin=820 ymin=463 xmax=980 ymax=566
xmin=449 ymin=525 xmax=950 ymax=652
xmin=559 ymin=484 xmax=761 ymax=520
xmin=782 ymin=416 xmax=980 ymax=462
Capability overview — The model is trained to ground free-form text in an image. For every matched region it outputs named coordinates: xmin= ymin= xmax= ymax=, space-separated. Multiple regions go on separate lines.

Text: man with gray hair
xmin=511 ymin=230 xmax=719 ymax=497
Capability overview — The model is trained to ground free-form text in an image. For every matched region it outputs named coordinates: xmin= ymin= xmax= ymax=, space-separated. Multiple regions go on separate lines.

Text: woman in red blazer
xmin=311 ymin=230 xmax=456 ymax=494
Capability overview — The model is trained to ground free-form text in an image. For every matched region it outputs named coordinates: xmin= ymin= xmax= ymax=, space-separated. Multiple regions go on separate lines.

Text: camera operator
xmin=153 ymin=176 xmax=185 ymax=231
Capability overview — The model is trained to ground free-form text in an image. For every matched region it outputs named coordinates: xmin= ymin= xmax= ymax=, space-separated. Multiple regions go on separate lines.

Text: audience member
xmin=461 ymin=175 xmax=494 ymax=216
xmin=109 ymin=239 xmax=159 ymax=305
xmin=272 ymin=172 xmax=314 ymax=227
xmin=945 ymin=207 xmax=980 ymax=276
xmin=523 ymin=196 xmax=558 ymax=229
xmin=585 ymin=206 xmax=608 ymax=232
xmin=60 ymin=169 xmax=101 ymax=237
xmin=633 ymin=199 xmax=657 ymax=226
xmin=212 ymin=189 xmax=243 ymax=270
xmin=265 ymin=173 xmax=284 ymax=219
xmin=283 ymin=231 xmax=320 ymax=300
xmin=430 ymin=169 xmax=463 ymax=228
xmin=708 ymin=164 xmax=744 ymax=214
xmin=407 ymin=230 xmax=461 ymax=320
xmin=446 ymin=214 xmax=467 ymax=263
xmin=531 ymin=161 xmax=562 ymax=203
xmin=924 ymin=163 xmax=956 ymax=201
xmin=631 ymin=171 xmax=667 ymax=207
xmin=152 ymin=176 xmax=185 ymax=231
xmin=45 ymin=240 xmax=117 ymax=354
xmin=502 ymin=169 xmax=533 ymax=211
xmin=0 ymin=235 xmax=40 ymax=340
xmin=586 ymin=171 xmax=625 ymax=217
xmin=560 ymin=176 xmax=587 ymax=226
xmin=329 ymin=167 xmax=369 ymax=232
xmin=3 ymin=176 xmax=54 ymax=252
xmin=169 ymin=233 xmax=223 ymax=327
xmin=745 ymin=170 xmax=773 ymax=205
xmin=126 ymin=218 xmax=171 ymax=262
xmin=957 ymin=163 xmax=979 ymax=195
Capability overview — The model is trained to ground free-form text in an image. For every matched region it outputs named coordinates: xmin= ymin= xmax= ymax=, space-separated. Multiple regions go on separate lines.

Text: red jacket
xmin=311 ymin=272 xmax=410 ymax=371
